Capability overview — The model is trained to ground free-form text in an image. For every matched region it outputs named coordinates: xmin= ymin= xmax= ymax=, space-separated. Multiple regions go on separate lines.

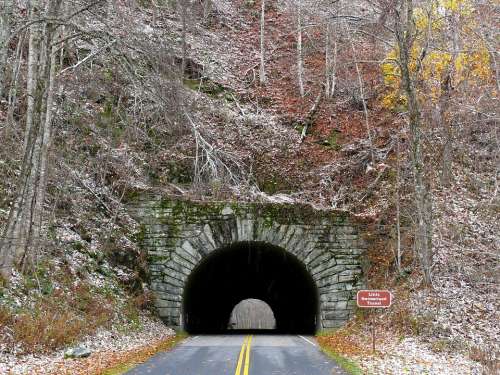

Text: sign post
xmin=356 ymin=290 xmax=393 ymax=353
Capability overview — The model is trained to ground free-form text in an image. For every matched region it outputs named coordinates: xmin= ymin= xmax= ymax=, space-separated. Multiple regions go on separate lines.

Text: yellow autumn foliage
xmin=439 ymin=0 xmax=473 ymax=14
xmin=414 ymin=8 xmax=429 ymax=30
xmin=381 ymin=50 xmax=403 ymax=108
xmin=380 ymin=0 xmax=491 ymax=110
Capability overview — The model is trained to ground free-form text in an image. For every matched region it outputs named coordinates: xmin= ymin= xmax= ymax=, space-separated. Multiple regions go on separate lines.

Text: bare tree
xmin=202 ymin=0 xmax=212 ymax=21
xmin=7 ymin=30 xmax=25 ymax=123
xmin=296 ymin=0 xmax=304 ymax=97
xmin=0 ymin=0 xmax=13 ymax=98
xmin=324 ymin=21 xmax=337 ymax=98
xmin=393 ymin=0 xmax=433 ymax=286
xmin=395 ymin=136 xmax=402 ymax=272
xmin=345 ymin=20 xmax=374 ymax=162
xmin=439 ymin=9 xmax=460 ymax=187
xmin=0 ymin=0 xmax=62 ymax=280
xmin=179 ymin=0 xmax=189 ymax=77
xmin=259 ymin=0 xmax=266 ymax=84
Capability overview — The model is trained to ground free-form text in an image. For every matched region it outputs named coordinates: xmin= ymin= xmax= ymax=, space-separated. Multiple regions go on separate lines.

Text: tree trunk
xmin=0 ymin=0 xmax=61 ymax=281
xmin=259 ymin=0 xmax=266 ymax=84
xmin=395 ymin=0 xmax=433 ymax=286
xmin=345 ymin=20 xmax=374 ymax=162
xmin=296 ymin=2 xmax=304 ymax=97
xmin=325 ymin=22 xmax=330 ymax=96
xmin=395 ymin=137 xmax=402 ymax=272
xmin=203 ymin=0 xmax=212 ymax=21
xmin=440 ymin=12 xmax=459 ymax=187
xmin=330 ymin=38 xmax=337 ymax=98
xmin=300 ymin=89 xmax=323 ymax=142
xmin=324 ymin=21 xmax=337 ymax=98
xmin=23 ymin=0 xmax=43 ymax=153
xmin=180 ymin=0 xmax=188 ymax=78
xmin=7 ymin=30 xmax=25 ymax=124
xmin=441 ymin=106 xmax=452 ymax=186
xmin=0 ymin=0 xmax=13 ymax=98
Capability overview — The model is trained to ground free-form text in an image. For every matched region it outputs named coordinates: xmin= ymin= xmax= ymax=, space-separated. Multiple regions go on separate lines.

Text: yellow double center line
xmin=234 ymin=335 xmax=253 ymax=375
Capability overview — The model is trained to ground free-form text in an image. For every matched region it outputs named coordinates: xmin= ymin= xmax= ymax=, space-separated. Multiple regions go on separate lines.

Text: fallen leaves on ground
xmin=29 ymin=334 xmax=183 ymax=375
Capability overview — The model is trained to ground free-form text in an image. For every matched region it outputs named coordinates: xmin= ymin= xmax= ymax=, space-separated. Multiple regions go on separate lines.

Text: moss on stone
xmin=131 ymin=224 xmax=147 ymax=244
xmin=127 ymin=195 xmax=369 ymax=331
xmin=148 ymin=254 xmax=171 ymax=264
xmin=121 ymin=188 xmax=142 ymax=204
xmin=152 ymin=198 xmax=353 ymax=228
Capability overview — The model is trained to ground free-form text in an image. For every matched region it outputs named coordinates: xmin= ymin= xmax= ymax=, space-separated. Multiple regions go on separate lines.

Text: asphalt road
xmin=126 ymin=334 xmax=347 ymax=375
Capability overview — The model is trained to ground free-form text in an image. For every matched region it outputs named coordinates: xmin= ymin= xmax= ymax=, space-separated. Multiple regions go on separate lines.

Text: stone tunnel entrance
xmin=183 ymin=241 xmax=318 ymax=333
xmin=129 ymin=197 xmax=367 ymax=332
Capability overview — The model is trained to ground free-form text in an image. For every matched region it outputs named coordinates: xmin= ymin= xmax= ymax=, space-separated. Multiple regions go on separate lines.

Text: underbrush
xmin=0 ymin=262 xmax=146 ymax=354
xmin=1 ymin=291 xmax=112 ymax=353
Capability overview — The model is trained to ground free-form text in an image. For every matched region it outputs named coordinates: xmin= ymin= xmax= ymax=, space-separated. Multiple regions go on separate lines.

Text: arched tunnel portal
xmin=129 ymin=198 xmax=368 ymax=332
xmin=183 ymin=241 xmax=318 ymax=333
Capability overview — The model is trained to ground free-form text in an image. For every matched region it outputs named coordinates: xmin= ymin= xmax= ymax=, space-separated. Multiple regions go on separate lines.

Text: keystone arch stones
xmin=129 ymin=197 xmax=367 ymax=331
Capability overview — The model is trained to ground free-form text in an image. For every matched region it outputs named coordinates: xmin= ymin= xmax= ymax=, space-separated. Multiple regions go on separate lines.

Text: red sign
xmin=357 ymin=290 xmax=393 ymax=308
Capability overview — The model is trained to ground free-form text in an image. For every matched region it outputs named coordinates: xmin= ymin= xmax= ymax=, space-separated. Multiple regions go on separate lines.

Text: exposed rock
xmin=64 ymin=347 xmax=91 ymax=359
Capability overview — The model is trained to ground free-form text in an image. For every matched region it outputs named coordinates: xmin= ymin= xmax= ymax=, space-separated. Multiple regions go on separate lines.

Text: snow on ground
xmin=355 ymin=337 xmax=483 ymax=375
xmin=412 ymin=169 xmax=499 ymax=355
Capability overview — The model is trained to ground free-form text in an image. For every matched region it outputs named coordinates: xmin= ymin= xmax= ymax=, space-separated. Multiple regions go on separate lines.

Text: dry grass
xmin=0 ymin=280 xmax=118 ymax=354
xmin=0 ymin=305 xmax=11 ymax=328
xmin=389 ymin=304 xmax=429 ymax=336
xmin=12 ymin=307 xmax=85 ymax=352
xmin=1 ymin=297 xmax=114 ymax=353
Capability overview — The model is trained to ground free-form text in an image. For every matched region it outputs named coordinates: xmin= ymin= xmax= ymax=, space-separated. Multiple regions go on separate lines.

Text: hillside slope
xmin=0 ymin=0 xmax=498 ymax=373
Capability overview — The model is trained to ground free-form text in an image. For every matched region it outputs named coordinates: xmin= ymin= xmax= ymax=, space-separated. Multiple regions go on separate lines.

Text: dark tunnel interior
xmin=182 ymin=241 xmax=319 ymax=334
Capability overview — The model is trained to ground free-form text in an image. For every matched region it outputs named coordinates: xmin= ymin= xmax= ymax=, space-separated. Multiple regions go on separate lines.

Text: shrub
xmin=1 ymin=281 xmax=116 ymax=354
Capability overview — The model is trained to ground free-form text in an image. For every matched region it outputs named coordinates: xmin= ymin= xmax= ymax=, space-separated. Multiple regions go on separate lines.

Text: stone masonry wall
xmin=129 ymin=197 xmax=367 ymax=330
